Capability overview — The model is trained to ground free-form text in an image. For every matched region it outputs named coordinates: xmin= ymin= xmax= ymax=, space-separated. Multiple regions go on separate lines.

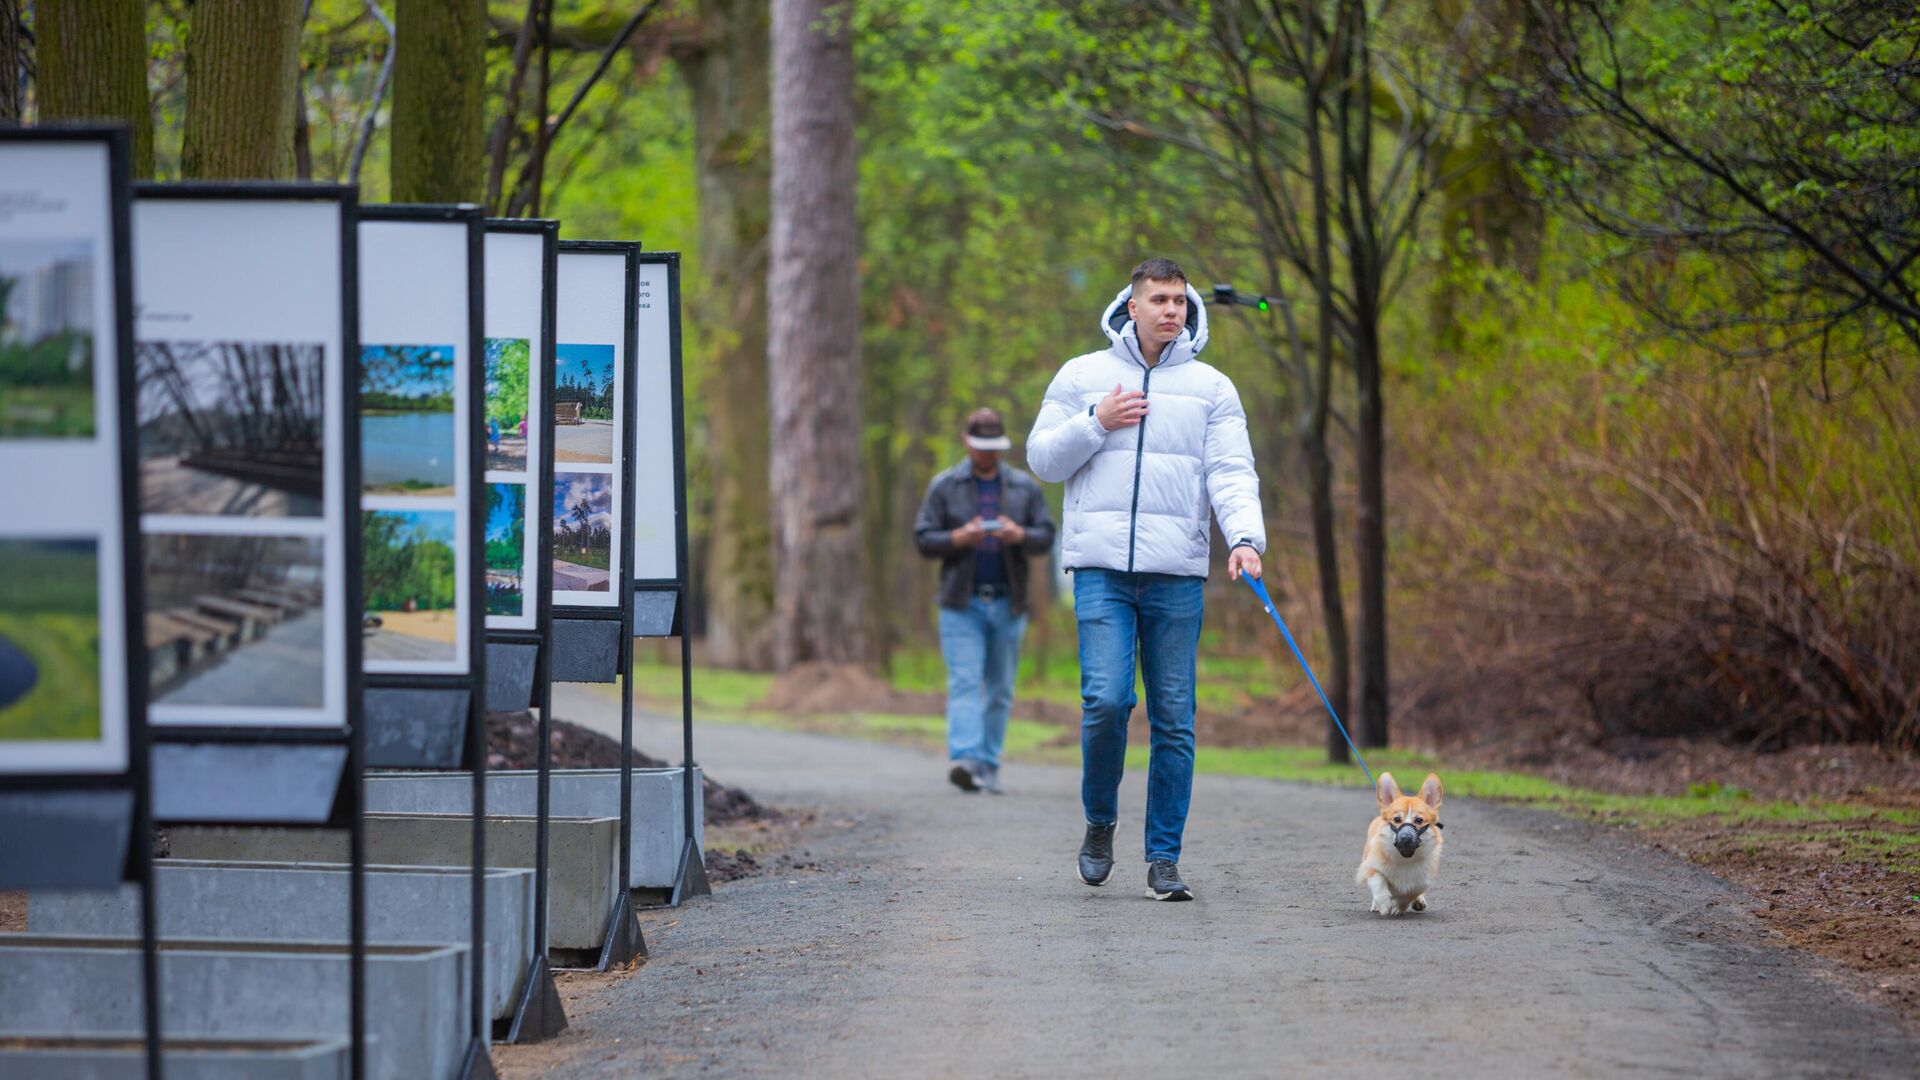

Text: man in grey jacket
xmin=914 ymin=407 xmax=1057 ymax=794
xmin=1027 ymin=258 xmax=1265 ymax=901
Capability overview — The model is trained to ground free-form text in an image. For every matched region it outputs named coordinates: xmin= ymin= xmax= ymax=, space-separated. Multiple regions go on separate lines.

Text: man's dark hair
xmin=1130 ymin=258 xmax=1187 ymax=289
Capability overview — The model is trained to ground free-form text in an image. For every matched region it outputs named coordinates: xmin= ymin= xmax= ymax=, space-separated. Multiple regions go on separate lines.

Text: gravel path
xmin=522 ymin=690 xmax=1920 ymax=1077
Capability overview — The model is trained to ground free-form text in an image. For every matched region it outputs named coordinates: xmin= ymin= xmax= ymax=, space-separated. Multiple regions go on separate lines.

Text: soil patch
xmin=1648 ymin=816 xmax=1920 ymax=1021
xmin=0 ymin=890 xmax=24 ymax=932
xmin=484 ymin=711 xmax=782 ymax=827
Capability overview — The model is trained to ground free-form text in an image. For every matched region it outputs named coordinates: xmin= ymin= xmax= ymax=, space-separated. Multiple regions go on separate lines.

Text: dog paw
xmin=1411 ymin=897 xmax=1427 ymax=913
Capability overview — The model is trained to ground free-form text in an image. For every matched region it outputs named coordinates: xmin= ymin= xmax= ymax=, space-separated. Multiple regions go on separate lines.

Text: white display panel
xmin=357 ymin=218 xmax=473 ymax=674
xmin=552 ymin=251 xmax=626 ymax=608
xmin=482 ymin=230 xmax=545 ymax=630
xmin=134 ymin=196 xmax=349 ymax=730
xmin=0 ymin=139 xmax=131 ymax=773
xmin=630 ymin=257 xmax=678 ymax=583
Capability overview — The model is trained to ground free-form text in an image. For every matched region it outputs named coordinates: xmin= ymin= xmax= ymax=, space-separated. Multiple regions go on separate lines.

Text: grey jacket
xmin=913 ymin=461 xmax=1057 ymax=615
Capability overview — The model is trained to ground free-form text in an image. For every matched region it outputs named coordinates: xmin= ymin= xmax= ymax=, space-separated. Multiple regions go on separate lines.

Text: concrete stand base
xmin=168 ymin=814 xmax=621 ymax=952
xmin=0 ymin=1037 xmax=349 ymax=1080
xmin=0 ymin=936 xmax=466 ymax=1080
xmin=29 ymin=860 xmax=533 ymax=1020
xmin=365 ymin=768 xmax=704 ymax=890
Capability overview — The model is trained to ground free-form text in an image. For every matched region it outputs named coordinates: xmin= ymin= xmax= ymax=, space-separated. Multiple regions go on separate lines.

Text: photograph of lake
xmin=145 ymin=532 xmax=326 ymax=710
xmin=0 ymin=238 xmax=95 ymax=440
xmin=362 ymin=343 xmax=456 ymax=496
xmin=486 ymin=482 xmax=526 ymax=617
xmin=552 ymin=470 xmax=612 ymax=593
xmin=136 ymin=339 xmax=324 ymax=517
xmin=0 ymin=539 xmax=101 ymax=743
xmin=363 ymin=508 xmax=459 ymax=663
xmin=485 ymin=336 xmax=529 ymax=473
xmin=554 ymin=342 xmax=614 ymax=464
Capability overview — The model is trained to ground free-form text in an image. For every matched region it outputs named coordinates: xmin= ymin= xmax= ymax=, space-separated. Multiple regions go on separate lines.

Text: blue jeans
xmin=939 ymin=595 xmax=1028 ymax=768
xmin=1074 ymin=569 xmax=1205 ymax=863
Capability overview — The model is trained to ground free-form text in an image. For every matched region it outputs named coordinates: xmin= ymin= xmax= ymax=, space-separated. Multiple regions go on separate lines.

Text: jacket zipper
xmin=1125 ymin=346 xmax=1153 ymax=573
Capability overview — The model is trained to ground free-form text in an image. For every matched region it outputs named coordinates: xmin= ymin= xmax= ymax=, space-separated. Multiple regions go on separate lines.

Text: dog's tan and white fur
xmin=1355 ymin=771 xmax=1444 ymax=915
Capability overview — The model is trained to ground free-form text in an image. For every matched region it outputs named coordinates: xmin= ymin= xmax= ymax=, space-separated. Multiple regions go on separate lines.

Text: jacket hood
xmin=1101 ymin=281 xmax=1209 ymax=370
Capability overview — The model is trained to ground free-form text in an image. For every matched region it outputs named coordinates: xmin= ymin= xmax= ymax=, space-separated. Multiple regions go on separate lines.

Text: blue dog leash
xmin=1240 ymin=574 xmax=1375 ymax=786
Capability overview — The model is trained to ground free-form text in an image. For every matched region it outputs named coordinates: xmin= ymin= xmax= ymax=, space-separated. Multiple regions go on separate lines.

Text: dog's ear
xmin=1419 ymin=773 xmax=1443 ymax=810
xmin=1376 ymin=771 xmax=1401 ymax=808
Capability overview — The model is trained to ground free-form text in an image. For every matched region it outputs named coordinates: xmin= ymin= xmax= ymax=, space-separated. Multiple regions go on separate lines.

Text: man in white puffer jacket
xmin=1027 ymin=258 xmax=1266 ymax=901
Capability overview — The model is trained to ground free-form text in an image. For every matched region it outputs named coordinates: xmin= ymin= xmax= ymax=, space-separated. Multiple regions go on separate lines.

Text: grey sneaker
xmin=1146 ymin=859 xmax=1193 ymax=901
xmin=977 ymin=762 xmax=1004 ymax=795
xmin=1077 ymin=823 xmax=1116 ymax=886
xmin=948 ymin=761 xmax=980 ymax=793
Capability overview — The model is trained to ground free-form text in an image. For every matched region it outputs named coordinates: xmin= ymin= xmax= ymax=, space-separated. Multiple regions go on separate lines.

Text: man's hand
xmin=1227 ymin=545 xmax=1262 ymax=581
xmin=994 ymin=516 xmax=1025 ymax=546
xmin=1095 ymin=383 xmax=1148 ymax=430
xmin=951 ymin=517 xmax=987 ymax=549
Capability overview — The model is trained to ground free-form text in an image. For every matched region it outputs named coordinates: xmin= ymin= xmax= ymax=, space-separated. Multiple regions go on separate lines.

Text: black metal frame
xmin=481 ymin=218 xmax=568 ymax=1043
xmin=631 ymin=252 xmax=708 ymax=905
xmin=133 ymin=181 xmax=369 ymax=1080
xmin=356 ymin=203 xmax=494 ymax=1079
xmin=0 ymin=124 xmax=161 ymax=1080
xmin=551 ymin=241 xmax=644 ymax=969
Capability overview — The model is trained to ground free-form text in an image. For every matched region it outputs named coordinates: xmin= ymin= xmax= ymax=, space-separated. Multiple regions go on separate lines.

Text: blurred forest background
xmin=8 ymin=0 xmax=1917 ymax=760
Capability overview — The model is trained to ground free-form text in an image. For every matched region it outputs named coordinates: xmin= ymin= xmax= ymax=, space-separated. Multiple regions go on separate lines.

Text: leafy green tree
xmin=1521 ymin=0 xmax=1920 ymax=357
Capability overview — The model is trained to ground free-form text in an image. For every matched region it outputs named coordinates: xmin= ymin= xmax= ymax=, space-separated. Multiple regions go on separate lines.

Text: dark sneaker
xmin=1077 ymin=823 xmax=1116 ymax=886
xmin=977 ymin=762 xmax=1004 ymax=795
xmin=948 ymin=762 xmax=980 ymax=793
xmin=1146 ymin=859 xmax=1193 ymax=901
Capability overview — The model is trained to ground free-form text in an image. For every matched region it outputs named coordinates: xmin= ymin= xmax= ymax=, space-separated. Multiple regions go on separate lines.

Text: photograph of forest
xmin=485 ymin=482 xmax=526 ymax=617
xmin=361 ymin=507 xmax=458 ymax=662
xmin=485 ymin=336 xmax=529 ymax=472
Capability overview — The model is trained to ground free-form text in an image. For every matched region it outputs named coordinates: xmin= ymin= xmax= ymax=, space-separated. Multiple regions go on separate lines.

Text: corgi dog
xmin=1355 ymin=771 xmax=1444 ymax=915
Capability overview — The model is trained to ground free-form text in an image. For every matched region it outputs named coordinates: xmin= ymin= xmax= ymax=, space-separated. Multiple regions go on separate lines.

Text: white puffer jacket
xmin=1026 ymin=283 xmax=1266 ymax=577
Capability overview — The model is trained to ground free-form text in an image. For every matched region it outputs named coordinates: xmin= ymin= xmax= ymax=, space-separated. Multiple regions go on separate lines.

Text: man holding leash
xmin=1027 ymin=259 xmax=1265 ymax=901
xmin=914 ymin=407 xmax=1057 ymax=794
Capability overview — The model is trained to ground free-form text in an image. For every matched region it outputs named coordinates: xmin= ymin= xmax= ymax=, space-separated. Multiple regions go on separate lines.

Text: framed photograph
xmin=552 ymin=246 xmax=633 ymax=609
xmin=134 ymin=187 xmax=354 ymax=730
xmin=357 ymin=212 xmax=477 ymax=675
xmin=630 ymin=253 xmax=685 ymax=586
xmin=0 ymin=129 xmax=136 ymax=775
xmin=482 ymin=224 xmax=552 ymax=631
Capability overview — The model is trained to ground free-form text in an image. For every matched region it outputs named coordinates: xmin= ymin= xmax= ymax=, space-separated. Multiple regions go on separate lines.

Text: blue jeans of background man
xmin=1073 ymin=569 xmax=1205 ymax=863
xmin=939 ymin=594 xmax=1028 ymax=768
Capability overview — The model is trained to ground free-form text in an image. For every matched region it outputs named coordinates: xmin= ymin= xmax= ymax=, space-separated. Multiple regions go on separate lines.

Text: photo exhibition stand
xmin=631 ymin=251 xmax=709 ymax=906
xmin=550 ymin=241 xmax=645 ymax=971
xmin=134 ymin=183 xmax=371 ymax=1080
xmin=356 ymin=203 xmax=495 ymax=1079
xmin=0 ymin=124 xmax=163 ymax=1079
xmin=480 ymin=217 xmax=568 ymax=1043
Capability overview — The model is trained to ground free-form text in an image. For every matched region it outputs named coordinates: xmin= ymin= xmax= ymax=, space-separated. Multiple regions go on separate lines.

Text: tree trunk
xmin=35 ymin=0 xmax=154 ymax=177
xmin=391 ymin=0 xmax=487 ymax=202
xmin=182 ymin=0 xmax=304 ymax=180
xmin=681 ymin=0 xmax=774 ymax=670
xmin=1301 ymin=5 xmax=1355 ymax=763
xmin=1341 ymin=0 xmax=1390 ymax=748
xmin=768 ymin=0 xmax=871 ymax=669
xmin=1352 ymin=311 xmax=1389 ymax=748
xmin=0 ymin=0 xmax=21 ymax=121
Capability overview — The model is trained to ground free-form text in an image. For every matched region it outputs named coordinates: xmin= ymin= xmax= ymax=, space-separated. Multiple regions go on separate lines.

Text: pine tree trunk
xmin=682 ymin=0 xmax=774 ymax=670
xmin=35 ymin=0 xmax=154 ymax=176
xmin=182 ymin=0 xmax=303 ymax=180
xmin=768 ymin=0 xmax=871 ymax=669
xmin=391 ymin=0 xmax=486 ymax=201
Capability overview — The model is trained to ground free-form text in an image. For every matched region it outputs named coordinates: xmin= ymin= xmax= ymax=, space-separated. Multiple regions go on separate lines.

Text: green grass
xmin=557 ymin=549 xmax=611 ymax=571
xmin=631 ymin=658 xmax=1918 ymax=841
xmin=0 ymin=613 xmax=102 ymax=741
xmin=0 ymin=384 xmax=94 ymax=438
